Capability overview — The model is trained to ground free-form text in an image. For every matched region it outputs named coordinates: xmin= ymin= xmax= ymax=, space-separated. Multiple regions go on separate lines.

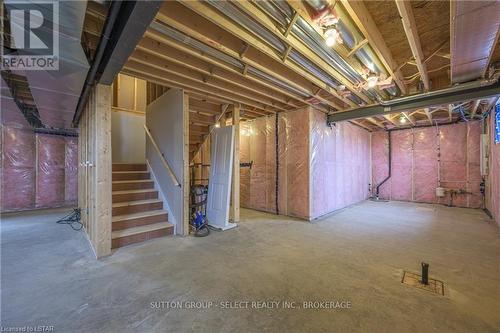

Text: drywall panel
xmin=111 ymin=110 xmax=145 ymax=163
xmin=310 ymin=110 xmax=371 ymax=219
xmin=146 ymin=88 xmax=187 ymax=234
xmin=371 ymin=121 xmax=482 ymax=208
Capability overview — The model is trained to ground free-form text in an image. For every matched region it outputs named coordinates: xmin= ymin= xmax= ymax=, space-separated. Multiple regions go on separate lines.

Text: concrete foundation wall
xmin=371 ymin=121 xmax=482 ymax=208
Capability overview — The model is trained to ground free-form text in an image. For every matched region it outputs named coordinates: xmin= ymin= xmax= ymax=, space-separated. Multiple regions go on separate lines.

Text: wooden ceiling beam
xmin=122 ymin=66 xmax=273 ymax=116
xmin=129 ymin=51 xmax=287 ymax=112
xmin=156 ymin=2 xmax=348 ymax=110
xmin=424 ymin=108 xmax=433 ymax=124
xmin=124 ymin=60 xmax=277 ymax=114
xmin=142 ymin=29 xmax=328 ymax=113
xmin=350 ymin=119 xmax=373 ymax=131
xmin=136 ymin=37 xmax=303 ymax=109
xmin=469 ymin=100 xmax=480 ymax=119
xmin=366 ymin=117 xmax=386 ymax=129
xmin=341 ymin=0 xmax=407 ymax=95
xmin=395 ymin=1 xmax=430 ymax=91
xmin=383 ymin=114 xmax=399 ymax=127
xmin=230 ymin=1 xmax=371 ymax=105
xmin=402 ymin=112 xmax=415 ymax=125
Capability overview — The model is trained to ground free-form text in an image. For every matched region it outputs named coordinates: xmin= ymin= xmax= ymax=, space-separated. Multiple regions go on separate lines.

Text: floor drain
xmin=401 ymin=271 xmax=444 ymax=295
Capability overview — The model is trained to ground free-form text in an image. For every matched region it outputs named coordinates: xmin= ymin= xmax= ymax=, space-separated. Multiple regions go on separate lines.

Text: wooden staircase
xmin=112 ymin=163 xmax=173 ymax=249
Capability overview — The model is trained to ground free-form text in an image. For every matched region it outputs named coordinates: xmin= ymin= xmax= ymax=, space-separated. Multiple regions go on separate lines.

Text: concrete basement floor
xmin=2 ymin=201 xmax=500 ymax=332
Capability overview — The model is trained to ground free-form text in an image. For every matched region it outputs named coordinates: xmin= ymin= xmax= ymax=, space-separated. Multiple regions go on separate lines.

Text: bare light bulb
xmin=366 ymin=75 xmax=378 ymax=88
xmin=324 ymin=27 xmax=339 ymax=47
xmin=399 ymin=115 xmax=407 ymax=124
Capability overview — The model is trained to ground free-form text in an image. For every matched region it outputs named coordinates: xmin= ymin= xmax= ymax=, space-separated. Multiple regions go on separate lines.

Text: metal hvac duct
xmin=451 ymin=1 xmax=500 ymax=83
xmin=207 ymin=0 xmax=369 ymax=105
xmin=5 ymin=0 xmax=90 ymax=129
xmin=0 ymin=76 xmax=31 ymax=128
xmin=301 ymin=0 xmax=398 ymax=97
xmin=149 ymin=21 xmax=311 ymax=99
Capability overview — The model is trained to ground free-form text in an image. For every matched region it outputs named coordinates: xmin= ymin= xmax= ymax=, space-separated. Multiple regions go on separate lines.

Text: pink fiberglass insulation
xmin=390 ymin=130 xmax=413 ymax=201
xmin=279 ymin=108 xmax=310 ymax=219
xmin=371 ymin=131 xmax=391 ymax=198
xmin=413 ymin=127 xmax=439 ymax=203
xmin=240 ymin=108 xmax=310 ymax=219
xmin=36 ymin=134 xmax=66 ymax=208
xmin=371 ymin=121 xmax=482 ymax=208
xmin=310 ymin=110 xmax=371 ymax=219
xmin=1 ymin=127 xmax=36 ymax=210
xmin=487 ymin=114 xmax=500 ymax=225
xmin=65 ymin=137 xmax=78 ymax=204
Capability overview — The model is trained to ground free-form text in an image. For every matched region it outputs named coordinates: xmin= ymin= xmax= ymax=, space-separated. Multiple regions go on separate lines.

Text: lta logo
xmin=1 ymin=0 xmax=59 ymax=70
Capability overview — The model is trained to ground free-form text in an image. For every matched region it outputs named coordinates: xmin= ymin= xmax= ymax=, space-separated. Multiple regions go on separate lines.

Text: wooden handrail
xmin=143 ymin=124 xmax=181 ymax=187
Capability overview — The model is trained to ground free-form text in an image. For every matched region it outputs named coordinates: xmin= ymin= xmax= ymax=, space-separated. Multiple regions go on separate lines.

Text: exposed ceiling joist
xmin=161 ymin=1 xmax=352 ymax=110
xmin=341 ymin=0 xmax=407 ymax=95
xmin=366 ymin=117 xmax=385 ymax=129
xmin=231 ymin=0 xmax=371 ymax=105
xmin=395 ymin=0 xmax=430 ymax=90
xmin=383 ymin=114 xmax=398 ymax=127
xmin=128 ymin=51 xmax=288 ymax=111
xmin=424 ymin=108 xmax=433 ymax=124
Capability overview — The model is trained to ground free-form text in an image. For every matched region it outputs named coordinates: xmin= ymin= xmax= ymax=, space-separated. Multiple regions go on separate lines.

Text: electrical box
xmin=480 ymin=134 xmax=489 ymax=176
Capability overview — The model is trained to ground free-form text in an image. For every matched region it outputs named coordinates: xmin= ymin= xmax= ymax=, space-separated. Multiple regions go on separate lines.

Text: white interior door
xmin=207 ymin=126 xmax=236 ymax=230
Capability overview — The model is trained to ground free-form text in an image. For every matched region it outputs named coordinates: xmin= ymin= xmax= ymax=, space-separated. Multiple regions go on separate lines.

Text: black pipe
xmin=376 ymin=131 xmax=391 ymax=198
xmin=72 ymin=0 xmax=123 ymax=127
xmin=421 ymin=262 xmax=429 ymax=285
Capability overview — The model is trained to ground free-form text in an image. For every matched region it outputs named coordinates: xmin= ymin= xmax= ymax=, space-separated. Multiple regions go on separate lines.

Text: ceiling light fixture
xmin=324 ymin=27 xmax=340 ymax=47
xmin=399 ymin=115 xmax=407 ymax=124
xmin=366 ymin=75 xmax=378 ymax=88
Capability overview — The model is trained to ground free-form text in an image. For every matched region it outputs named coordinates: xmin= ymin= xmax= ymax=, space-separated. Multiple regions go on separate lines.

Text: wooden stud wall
xmin=78 ymin=84 xmax=112 ymax=258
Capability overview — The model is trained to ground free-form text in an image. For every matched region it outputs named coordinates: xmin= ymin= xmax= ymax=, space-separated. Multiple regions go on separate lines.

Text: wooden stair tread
xmin=112 ymin=171 xmax=149 ymax=174
xmin=112 ymin=180 xmax=153 ymax=184
xmin=112 ymin=209 xmax=167 ymax=222
xmin=112 ymin=222 xmax=173 ymax=239
xmin=112 ymin=189 xmax=157 ymax=194
xmin=112 ymin=199 xmax=161 ymax=208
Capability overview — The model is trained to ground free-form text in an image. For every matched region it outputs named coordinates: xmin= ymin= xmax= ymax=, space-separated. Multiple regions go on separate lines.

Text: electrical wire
xmin=56 ymin=208 xmax=83 ymax=231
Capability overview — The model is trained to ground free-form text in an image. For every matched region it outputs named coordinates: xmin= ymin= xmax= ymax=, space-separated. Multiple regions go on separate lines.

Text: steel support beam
xmin=327 ymin=78 xmax=500 ymax=123
xmin=98 ymin=1 xmax=162 ymax=85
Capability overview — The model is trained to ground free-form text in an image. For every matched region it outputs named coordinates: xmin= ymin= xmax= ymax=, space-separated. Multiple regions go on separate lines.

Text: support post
xmin=78 ymin=84 xmax=112 ymax=258
xmin=183 ymin=93 xmax=190 ymax=235
xmin=232 ymin=104 xmax=240 ymax=223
